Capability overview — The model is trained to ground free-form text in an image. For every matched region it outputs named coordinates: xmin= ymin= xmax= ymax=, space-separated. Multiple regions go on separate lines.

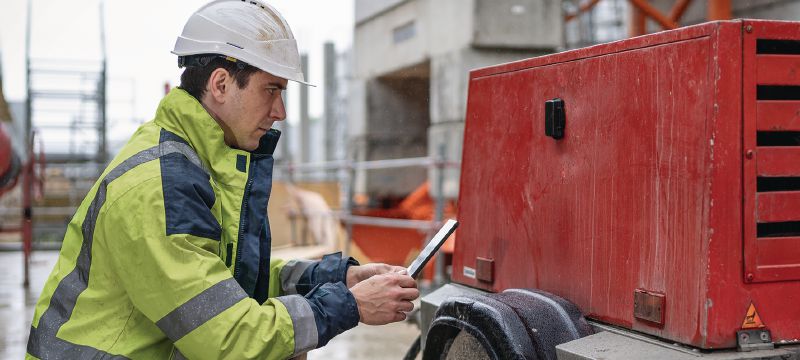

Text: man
xmin=26 ymin=1 xmax=419 ymax=359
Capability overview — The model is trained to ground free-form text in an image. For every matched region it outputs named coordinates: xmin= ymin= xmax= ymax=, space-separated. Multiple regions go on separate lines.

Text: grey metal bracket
xmin=737 ymin=328 xmax=774 ymax=352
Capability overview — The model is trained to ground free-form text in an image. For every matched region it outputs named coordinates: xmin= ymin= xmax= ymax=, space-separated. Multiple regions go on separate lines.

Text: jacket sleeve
xmin=268 ymin=258 xmax=287 ymax=299
xmin=102 ymin=176 xmax=358 ymax=359
xmin=278 ymin=253 xmax=360 ymax=296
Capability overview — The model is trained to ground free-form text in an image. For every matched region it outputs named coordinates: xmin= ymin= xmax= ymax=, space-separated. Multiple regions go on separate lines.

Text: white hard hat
xmin=172 ymin=0 xmax=312 ymax=86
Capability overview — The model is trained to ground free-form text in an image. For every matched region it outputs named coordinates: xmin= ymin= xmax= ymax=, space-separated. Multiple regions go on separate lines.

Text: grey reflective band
xmin=279 ymin=259 xmax=314 ymax=295
xmin=159 ymin=141 xmax=208 ymax=174
xmin=276 ymin=295 xmax=319 ymax=355
xmin=156 ymin=278 xmax=248 ymax=342
xmin=28 ymin=141 xmax=204 ymax=359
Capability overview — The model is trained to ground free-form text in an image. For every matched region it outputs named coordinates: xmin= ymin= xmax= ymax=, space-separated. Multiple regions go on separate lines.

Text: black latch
xmin=545 ymin=98 xmax=566 ymax=140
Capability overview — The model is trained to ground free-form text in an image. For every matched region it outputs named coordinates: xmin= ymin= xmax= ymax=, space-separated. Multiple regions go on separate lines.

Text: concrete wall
xmin=363 ymin=74 xmax=430 ymax=195
xmin=473 ymin=0 xmax=563 ymax=49
xmin=355 ymin=0 xmax=408 ymax=24
xmin=353 ymin=0 xmax=563 ymax=199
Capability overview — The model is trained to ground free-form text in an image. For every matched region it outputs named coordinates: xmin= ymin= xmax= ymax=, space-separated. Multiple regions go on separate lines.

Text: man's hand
xmin=346 ymin=263 xmax=406 ymax=288
xmin=350 ymin=272 xmax=419 ymax=325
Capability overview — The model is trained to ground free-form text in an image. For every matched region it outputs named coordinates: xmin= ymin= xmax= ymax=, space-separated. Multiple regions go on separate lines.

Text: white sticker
xmin=463 ymin=266 xmax=476 ymax=279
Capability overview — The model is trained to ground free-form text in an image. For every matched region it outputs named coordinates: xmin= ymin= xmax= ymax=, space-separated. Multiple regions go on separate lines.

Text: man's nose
xmin=271 ymin=95 xmax=286 ymax=121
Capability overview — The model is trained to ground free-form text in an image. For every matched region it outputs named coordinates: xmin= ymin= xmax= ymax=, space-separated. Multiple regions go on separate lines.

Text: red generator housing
xmin=453 ymin=20 xmax=800 ymax=350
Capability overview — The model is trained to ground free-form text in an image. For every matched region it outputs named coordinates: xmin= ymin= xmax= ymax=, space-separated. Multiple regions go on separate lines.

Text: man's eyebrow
xmin=268 ymin=82 xmax=287 ymax=90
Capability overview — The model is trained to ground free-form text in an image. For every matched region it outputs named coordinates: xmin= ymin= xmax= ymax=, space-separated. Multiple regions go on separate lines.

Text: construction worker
xmin=26 ymin=1 xmax=419 ymax=359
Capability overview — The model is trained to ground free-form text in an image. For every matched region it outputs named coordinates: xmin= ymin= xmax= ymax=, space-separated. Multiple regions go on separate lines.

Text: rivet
xmin=745 ymin=25 xmax=753 ymax=33
xmin=746 ymin=150 xmax=754 ymax=159
xmin=746 ymin=273 xmax=755 ymax=282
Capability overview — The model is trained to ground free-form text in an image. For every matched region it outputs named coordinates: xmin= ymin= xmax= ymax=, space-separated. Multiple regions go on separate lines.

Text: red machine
xmin=0 ymin=125 xmax=21 ymax=195
xmin=0 ymin=123 xmax=44 ymax=287
xmin=440 ymin=19 xmax=800 ymax=354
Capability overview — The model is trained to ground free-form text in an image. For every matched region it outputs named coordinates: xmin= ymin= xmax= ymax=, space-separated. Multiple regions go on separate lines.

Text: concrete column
xmin=274 ymin=91 xmax=290 ymax=163
xmin=324 ymin=42 xmax=338 ymax=163
xmin=300 ymin=54 xmax=310 ymax=164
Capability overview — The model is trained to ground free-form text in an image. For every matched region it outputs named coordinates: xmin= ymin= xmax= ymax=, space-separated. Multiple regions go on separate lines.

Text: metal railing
xmin=275 ymin=147 xmax=459 ymax=284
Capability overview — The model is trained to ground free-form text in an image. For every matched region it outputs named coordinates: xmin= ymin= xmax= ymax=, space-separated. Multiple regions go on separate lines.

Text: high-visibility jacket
xmin=27 ymin=88 xmax=360 ymax=360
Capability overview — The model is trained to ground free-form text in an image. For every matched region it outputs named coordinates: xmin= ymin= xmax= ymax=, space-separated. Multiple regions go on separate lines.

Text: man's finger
xmin=395 ymin=274 xmax=417 ymax=288
xmin=394 ymin=312 xmax=407 ymax=322
xmin=397 ymin=300 xmax=414 ymax=312
xmin=391 ymin=266 xmax=407 ymax=273
xmin=397 ymin=287 xmax=420 ymax=301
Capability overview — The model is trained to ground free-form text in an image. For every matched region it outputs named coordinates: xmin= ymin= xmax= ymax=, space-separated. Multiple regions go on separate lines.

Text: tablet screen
xmin=407 ymin=219 xmax=459 ymax=278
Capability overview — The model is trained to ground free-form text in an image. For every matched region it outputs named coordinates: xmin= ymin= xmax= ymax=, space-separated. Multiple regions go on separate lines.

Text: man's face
xmin=218 ymin=70 xmax=287 ymax=151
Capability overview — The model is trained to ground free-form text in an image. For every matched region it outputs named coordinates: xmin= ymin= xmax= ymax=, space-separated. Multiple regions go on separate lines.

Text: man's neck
xmin=199 ymin=96 xmax=237 ymax=149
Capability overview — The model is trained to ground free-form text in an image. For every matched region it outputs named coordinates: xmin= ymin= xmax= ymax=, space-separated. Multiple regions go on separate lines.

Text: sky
xmin=0 ymin=0 xmax=354 ymax=151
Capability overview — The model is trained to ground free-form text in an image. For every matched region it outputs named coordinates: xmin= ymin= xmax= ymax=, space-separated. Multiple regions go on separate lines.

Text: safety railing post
xmin=343 ymin=159 xmax=356 ymax=257
xmin=433 ymin=143 xmax=447 ymax=286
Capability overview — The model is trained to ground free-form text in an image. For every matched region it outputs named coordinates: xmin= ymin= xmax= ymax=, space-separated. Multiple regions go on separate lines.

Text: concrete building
xmin=351 ymin=0 xmax=563 ymax=201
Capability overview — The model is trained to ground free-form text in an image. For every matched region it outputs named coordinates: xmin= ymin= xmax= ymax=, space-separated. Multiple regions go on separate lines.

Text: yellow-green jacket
xmin=27 ymin=89 xmax=359 ymax=359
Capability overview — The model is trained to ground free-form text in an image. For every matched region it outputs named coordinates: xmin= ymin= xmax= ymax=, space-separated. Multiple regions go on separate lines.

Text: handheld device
xmin=407 ymin=219 xmax=459 ymax=279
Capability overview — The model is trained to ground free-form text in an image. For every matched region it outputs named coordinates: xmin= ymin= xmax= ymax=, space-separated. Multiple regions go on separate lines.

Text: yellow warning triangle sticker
xmin=741 ymin=302 xmax=765 ymax=329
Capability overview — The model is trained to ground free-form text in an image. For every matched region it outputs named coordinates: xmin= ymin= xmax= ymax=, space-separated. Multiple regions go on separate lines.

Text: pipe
xmin=669 ymin=0 xmax=693 ymax=22
xmin=708 ymin=0 xmax=732 ymax=20
xmin=630 ymin=7 xmax=647 ymax=37
xmin=628 ymin=0 xmax=678 ymax=30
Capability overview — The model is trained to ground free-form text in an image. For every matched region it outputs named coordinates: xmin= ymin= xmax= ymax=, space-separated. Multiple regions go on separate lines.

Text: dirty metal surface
xmin=557 ymin=330 xmax=800 ymax=360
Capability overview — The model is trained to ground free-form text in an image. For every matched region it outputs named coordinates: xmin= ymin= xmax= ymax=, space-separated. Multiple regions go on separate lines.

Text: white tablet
xmin=407 ymin=219 xmax=459 ymax=279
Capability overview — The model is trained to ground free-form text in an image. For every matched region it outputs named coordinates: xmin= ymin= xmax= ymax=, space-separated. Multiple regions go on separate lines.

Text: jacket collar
xmin=153 ymin=88 xmax=280 ymax=187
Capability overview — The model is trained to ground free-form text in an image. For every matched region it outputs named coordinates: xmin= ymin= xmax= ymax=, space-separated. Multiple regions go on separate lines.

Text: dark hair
xmin=178 ymin=55 xmax=260 ymax=99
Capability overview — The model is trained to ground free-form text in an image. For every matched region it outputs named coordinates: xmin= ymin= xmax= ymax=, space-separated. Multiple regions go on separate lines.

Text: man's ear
xmin=206 ymin=68 xmax=231 ymax=104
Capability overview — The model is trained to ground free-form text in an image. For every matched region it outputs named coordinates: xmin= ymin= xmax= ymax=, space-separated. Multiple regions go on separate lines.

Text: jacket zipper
xmin=233 ymin=156 xmax=255 ymax=280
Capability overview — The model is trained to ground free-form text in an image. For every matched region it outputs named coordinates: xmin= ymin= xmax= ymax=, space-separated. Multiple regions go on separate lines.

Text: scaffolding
xmin=17 ymin=0 xmax=108 ymax=285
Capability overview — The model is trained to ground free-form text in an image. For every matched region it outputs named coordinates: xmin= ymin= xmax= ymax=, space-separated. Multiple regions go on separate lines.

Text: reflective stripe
xmin=26 ymin=326 xmax=129 ymax=360
xmin=159 ymin=141 xmax=207 ymax=174
xmin=279 ymin=259 xmax=314 ymax=295
xmin=156 ymin=278 xmax=248 ymax=342
xmin=28 ymin=141 xmax=204 ymax=359
xmin=276 ymin=295 xmax=319 ymax=355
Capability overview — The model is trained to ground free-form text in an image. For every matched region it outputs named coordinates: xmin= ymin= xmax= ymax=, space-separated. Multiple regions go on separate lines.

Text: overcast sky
xmin=0 ymin=0 xmax=354 ymax=150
